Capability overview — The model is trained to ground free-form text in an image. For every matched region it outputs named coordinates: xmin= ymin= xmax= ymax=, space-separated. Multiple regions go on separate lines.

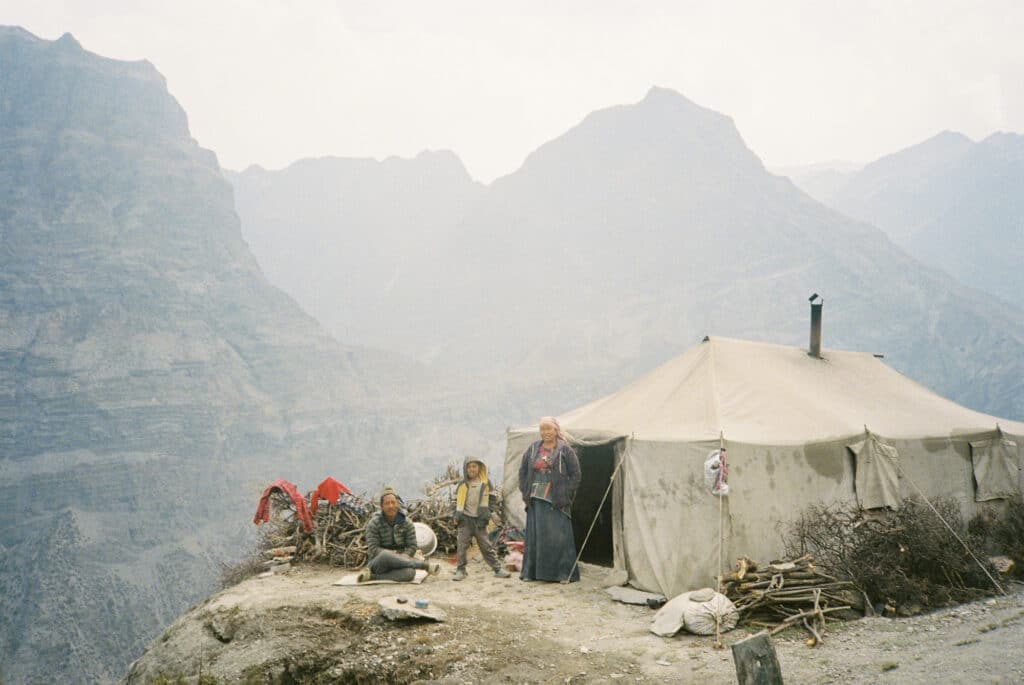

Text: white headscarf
xmin=539 ymin=415 xmax=564 ymax=440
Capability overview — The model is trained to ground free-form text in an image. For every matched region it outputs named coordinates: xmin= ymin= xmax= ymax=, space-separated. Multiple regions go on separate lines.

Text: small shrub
xmin=783 ymin=497 xmax=998 ymax=609
xmin=968 ymin=500 xmax=1024 ymax=577
xmin=219 ymin=553 xmax=265 ymax=588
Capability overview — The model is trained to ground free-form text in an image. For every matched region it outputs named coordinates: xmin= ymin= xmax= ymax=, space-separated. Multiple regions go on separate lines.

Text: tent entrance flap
xmin=571 ymin=442 xmax=617 ymax=566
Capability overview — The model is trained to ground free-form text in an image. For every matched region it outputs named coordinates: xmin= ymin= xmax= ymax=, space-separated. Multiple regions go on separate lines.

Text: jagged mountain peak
xmin=54 ymin=31 xmax=82 ymax=49
xmin=236 ymin=149 xmax=476 ymax=186
xmin=504 ymin=86 xmax=762 ymax=191
xmin=591 ymin=86 xmax=742 ymax=137
xmin=0 ymin=25 xmax=188 ymax=142
xmin=980 ymin=130 xmax=1024 ymax=144
xmin=0 ymin=25 xmax=40 ymax=41
xmin=637 ymin=84 xmax=720 ymax=117
xmin=978 ymin=131 xmax=1024 ymax=160
xmin=857 ymin=130 xmax=975 ymax=179
xmin=817 ymin=124 xmax=1024 ymax=304
xmin=930 ymin=129 xmax=973 ymax=144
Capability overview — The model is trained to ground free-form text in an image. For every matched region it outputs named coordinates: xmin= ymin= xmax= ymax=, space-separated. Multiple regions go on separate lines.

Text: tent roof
xmin=515 ymin=336 xmax=1024 ymax=444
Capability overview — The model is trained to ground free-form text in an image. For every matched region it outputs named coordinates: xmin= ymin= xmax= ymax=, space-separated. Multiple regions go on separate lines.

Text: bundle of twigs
xmin=721 ymin=554 xmax=857 ymax=645
xmin=255 ymin=464 xmax=504 ymax=568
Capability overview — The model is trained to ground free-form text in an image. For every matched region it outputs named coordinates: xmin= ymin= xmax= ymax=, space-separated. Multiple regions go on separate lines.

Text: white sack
xmin=650 ymin=587 xmax=738 ymax=637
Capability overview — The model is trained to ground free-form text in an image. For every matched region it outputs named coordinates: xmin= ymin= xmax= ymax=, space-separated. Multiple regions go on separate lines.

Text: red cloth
xmin=309 ymin=476 xmax=353 ymax=515
xmin=253 ymin=479 xmax=313 ymax=532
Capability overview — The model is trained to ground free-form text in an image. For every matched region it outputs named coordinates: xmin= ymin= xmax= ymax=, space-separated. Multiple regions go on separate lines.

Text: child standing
xmin=453 ymin=457 xmax=511 ymax=581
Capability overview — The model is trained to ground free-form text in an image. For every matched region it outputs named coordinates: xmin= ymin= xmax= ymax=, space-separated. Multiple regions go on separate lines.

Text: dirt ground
xmin=124 ymin=557 xmax=1024 ymax=684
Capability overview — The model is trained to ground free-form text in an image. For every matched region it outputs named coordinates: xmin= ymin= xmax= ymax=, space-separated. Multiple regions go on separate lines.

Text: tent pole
xmin=715 ymin=431 xmax=726 ymax=651
xmin=565 ymin=438 xmax=628 ymax=583
xmin=717 ymin=431 xmax=725 ymax=594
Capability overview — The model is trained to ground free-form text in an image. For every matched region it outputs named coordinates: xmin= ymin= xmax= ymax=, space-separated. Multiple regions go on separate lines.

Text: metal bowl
xmin=413 ymin=522 xmax=437 ymax=556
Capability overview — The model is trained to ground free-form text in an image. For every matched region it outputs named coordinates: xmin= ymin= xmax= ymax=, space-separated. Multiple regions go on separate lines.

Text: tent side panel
xmin=723 ymin=441 xmax=856 ymax=585
xmin=619 ymin=439 xmax=721 ymax=596
xmin=621 ymin=439 xmax=871 ymax=596
xmin=502 ymin=431 xmax=538 ymax=530
xmin=1014 ymin=430 xmax=1024 ymax=503
xmin=889 ymin=434 xmax=997 ymax=521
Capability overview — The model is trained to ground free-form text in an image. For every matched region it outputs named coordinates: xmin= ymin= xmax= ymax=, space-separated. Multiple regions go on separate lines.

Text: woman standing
xmin=518 ymin=416 xmax=582 ymax=582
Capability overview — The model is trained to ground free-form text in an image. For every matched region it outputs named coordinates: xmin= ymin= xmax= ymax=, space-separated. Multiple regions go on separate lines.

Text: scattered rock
xmin=604 ymin=586 xmax=666 ymax=606
xmin=378 ymin=597 xmax=446 ymax=622
xmin=897 ymin=603 xmax=923 ymax=617
xmin=205 ymin=613 xmax=239 ymax=643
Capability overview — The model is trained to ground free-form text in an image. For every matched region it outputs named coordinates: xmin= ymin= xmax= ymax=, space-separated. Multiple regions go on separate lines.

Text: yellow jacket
xmin=454 ymin=457 xmax=492 ymax=521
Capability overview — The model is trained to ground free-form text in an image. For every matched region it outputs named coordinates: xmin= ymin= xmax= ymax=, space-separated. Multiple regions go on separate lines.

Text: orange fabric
xmin=309 ymin=476 xmax=353 ymax=515
xmin=253 ymin=479 xmax=313 ymax=532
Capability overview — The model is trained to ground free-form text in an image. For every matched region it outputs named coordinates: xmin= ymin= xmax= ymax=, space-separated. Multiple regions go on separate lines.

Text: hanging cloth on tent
xmin=847 ymin=433 xmax=900 ymax=510
xmin=704 ymin=448 xmax=729 ymax=496
xmin=253 ymin=479 xmax=313 ymax=532
xmin=309 ymin=476 xmax=353 ymax=515
xmin=969 ymin=437 xmax=1020 ymax=502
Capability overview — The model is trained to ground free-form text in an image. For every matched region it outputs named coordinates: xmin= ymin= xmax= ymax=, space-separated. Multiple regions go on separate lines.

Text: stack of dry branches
xmin=785 ymin=499 xmax=1000 ymax=609
xmin=721 ymin=555 xmax=858 ymax=644
xmin=255 ymin=464 xmax=504 ymax=568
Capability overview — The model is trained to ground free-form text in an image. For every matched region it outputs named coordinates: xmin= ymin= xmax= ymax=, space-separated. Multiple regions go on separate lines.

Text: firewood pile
xmin=260 ymin=545 xmax=296 ymax=576
xmin=721 ymin=555 xmax=858 ymax=644
xmin=256 ymin=464 xmax=504 ymax=568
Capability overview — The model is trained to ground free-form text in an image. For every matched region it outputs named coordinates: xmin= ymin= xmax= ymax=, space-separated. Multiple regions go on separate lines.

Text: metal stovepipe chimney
xmin=808 ymin=293 xmax=823 ymax=358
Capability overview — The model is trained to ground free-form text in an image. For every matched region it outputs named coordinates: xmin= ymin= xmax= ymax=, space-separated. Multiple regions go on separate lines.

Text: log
xmin=768 ymin=606 xmax=851 ymax=635
xmin=802 ymin=617 xmax=822 ymax=647
xmin=769 ymin=562 xmax=797 ymax=572
xmin=731 ymin=630 xmax=784 ymax=685
xmin=266 ymin=546 xmax=297 ymax=557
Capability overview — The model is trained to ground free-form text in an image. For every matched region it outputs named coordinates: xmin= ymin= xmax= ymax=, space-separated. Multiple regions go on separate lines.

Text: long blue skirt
xmin=521 ymin=498 xmax=580 ymax=582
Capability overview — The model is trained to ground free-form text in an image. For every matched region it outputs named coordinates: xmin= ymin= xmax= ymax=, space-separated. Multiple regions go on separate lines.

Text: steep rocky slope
xmin=0 ymin=27 xmax=449 ymax=684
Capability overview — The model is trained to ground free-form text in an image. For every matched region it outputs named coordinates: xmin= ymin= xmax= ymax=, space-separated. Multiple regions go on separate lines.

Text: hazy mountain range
xmin=791 ymin=131 xmax=1024 ymax=306
xmin=3 ymin=24 xmax=1024 ymax=684
xmin=232 ymin=87 xmax=1024 ymax=423
xmin=773 ymin=160 xmax=861 ymax=201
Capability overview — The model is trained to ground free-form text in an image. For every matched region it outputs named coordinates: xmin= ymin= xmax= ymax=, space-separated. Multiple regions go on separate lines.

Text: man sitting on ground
xmin=360 ymin=486 xmax=440 ymax=582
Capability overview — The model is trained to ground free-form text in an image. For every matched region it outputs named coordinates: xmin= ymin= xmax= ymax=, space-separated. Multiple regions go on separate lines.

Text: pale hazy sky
xmin=5 ymin=1 xmax=1023 ymax=182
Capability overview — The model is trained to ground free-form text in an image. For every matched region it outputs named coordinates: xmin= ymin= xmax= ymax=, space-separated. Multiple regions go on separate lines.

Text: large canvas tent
xmin=502 ymin=336 xmax=1024 ymax=597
